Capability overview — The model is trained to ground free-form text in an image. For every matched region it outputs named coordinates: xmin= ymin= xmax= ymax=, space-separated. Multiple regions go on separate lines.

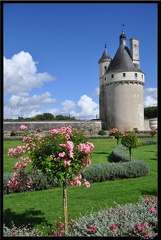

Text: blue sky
xmin=3 ymin=2 xmax=158 ymax=119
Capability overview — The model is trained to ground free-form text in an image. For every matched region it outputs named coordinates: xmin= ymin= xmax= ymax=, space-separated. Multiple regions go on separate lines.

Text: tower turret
xmin=98 ymin=44 xmax=111 ymax=124
xmin=130 ymin=38 xmax=140 ymax=69
xmin=119 ymin=25 xmax=126 ymax=46
xmin=98 ymin=43 xmax=111 ymax=79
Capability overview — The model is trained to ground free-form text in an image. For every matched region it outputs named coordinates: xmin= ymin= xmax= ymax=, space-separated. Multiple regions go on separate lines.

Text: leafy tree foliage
xmin=121 ymin=132 xmax=141 ymax=161
xmin=144 ymin=106 xmax=157 ymax=119
xmin=4 ymin=114 xmax=76 ymax=121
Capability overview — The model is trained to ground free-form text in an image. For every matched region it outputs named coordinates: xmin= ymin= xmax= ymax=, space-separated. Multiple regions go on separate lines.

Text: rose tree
xmin=109 ymin=128 xmax=123 ymax=147
xmin=7 ymin=126 xmax=94 ymax=236
xmin=121 ymin=132 xmax=141 ymax=161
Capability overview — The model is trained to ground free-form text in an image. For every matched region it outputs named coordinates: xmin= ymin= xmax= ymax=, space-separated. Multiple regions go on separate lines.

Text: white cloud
xmin=3 ymin=51 xmax=57 ymax=119
xmin=61 ymin=100 xmax=76 ymax=113
xmin=144 ymin=88 xmax=157 ymax=107
xmin=4 ymin=92 xmax=57 ymax=119
xmin=73 ymin=95 xmax=99 ymax=120
xmin=4 ymin=51 xmax=55 ymax=96
xmin=45 ymin=95 xmax=99 ymax=120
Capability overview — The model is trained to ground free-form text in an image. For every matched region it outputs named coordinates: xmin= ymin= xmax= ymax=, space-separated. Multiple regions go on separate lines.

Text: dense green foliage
xmin=4 ymin=113 xmax=77 ymax=121
xmin=98 ymin=130 xmax=106 ymax=135
xmin=144 ymin=106 xmax=157 ymax=119
xmin=121 ymin=133 xmax=142 ymax=160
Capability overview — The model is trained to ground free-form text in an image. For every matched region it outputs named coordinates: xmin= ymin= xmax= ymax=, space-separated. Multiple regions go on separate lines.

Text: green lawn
xmin=3 ymin=137 xmax=157 ymax=235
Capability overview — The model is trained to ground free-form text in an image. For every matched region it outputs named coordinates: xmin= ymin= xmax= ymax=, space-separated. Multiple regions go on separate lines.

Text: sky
xmin=3 ymin=2 xmax=158 ymax=120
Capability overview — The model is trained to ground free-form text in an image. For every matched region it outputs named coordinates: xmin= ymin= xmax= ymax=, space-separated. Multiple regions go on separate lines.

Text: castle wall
xmin=3 ymin=121 xmax=102 ymax=135
xmin=3 ymin=119 xmax=151 ymax=135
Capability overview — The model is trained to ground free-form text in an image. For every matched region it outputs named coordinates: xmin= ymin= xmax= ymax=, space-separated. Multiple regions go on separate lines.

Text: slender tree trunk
xmin=129 ymin=147 xmax=132 ymax=161
xmin=63 ymin=179 xmax=68 ymax=236
xmin=117 ymin=139 xmax=119 ymax=147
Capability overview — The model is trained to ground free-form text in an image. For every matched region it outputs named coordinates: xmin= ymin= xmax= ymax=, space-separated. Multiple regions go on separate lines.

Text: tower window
xmin=111 ymin=74 xmax=114 ymax=78
xmin=135 ymin=73 xmax=138 ymax=78
xmin=104 ymin=66 xmax=107 ymax=70
xmin=142 ymin=74 xmax=143 ymax=79
xmin=123 ymin=73 xmax=126 ymax=77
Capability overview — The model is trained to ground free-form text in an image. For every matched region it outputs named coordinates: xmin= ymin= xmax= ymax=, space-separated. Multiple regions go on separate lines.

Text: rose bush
xmin=108 ymin=128 xmax=123 ymax=147
xmin=7 ymin=126 xmax=94 ymax=235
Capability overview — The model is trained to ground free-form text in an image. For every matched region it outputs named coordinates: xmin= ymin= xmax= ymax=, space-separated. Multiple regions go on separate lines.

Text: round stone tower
xmin=98 ymin=44 xmax=111 ymax=129
xmin=98 ymin=30 xmax=145 ymax=131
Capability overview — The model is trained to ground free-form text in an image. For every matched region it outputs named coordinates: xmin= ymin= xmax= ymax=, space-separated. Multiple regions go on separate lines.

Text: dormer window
xmin=123 ymin=73 xmax=126 ymax=77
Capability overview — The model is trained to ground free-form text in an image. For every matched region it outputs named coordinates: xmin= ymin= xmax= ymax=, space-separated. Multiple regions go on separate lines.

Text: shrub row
xmin=3 ymin=159 xmax=149 ymax=194
xmin=141 ymin=140 xmax=157 ymax=146
xmin=82 ymin=161 xmax=149 ymax=183
xmin=108 ymin=145 xmax=130 ymax=162
xmin=67 ymin=196 xmax=158 ymax=237
xmin=3 ymin=170 xmax=59 ymax=194
xmin=3 ymin=222 xmax=43 ymax=237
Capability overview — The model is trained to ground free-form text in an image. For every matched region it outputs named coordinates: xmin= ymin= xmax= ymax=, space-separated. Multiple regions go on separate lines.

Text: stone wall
xmin=3 ymin=121 xmax=102 ymax=135
xmin=3 ymin=119 xmax=151 ymax=136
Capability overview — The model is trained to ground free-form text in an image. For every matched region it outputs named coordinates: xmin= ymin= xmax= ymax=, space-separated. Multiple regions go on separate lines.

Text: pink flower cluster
xmin=48 ymin=126 xmax=74 ymax=140
xmin=70 ymin=175 xmax=90 ymax=188
xmin=145 ymin=196 xmax=158 ymax=202
xmin=110 ymin=224 xmax=119 ymax=230
xmin=70 ymin=174 xmax=82 ymax=186
xmin=13 ymin=156 xmax=32 ymax=170
xmin=7 ymin=171 xmax=33 ymax=190
xmin=7 ymin=146 xmax=24 ymax=158
xmin=135 ymin=224 xmax=151 ymax=237
xmin=22 ymin=136 xmax=37 ymax=152
xmin=89 ymin=226 xmax=96 ymax=233
xmin=36 ymin=133 xmax=42 ymax=139
xmin=78 ymin=142 xmax=94 ymax=153
xmin=60 ymin=141 xmax=74 ymax=158
xmin=20 ymin=125 xmax=28 ymax=131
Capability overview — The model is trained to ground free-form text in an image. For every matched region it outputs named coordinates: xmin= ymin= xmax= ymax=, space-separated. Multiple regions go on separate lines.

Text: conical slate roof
xmin=107 ymin=43 xmax=143 ymax=73
xmin=98 ymin=44 xmax=111 ymax=63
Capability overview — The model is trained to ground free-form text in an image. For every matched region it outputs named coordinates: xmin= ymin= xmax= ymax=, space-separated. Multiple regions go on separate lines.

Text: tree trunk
xmin=63 ymin=180 xmax=68 ymax=236
xmin=129 ymin=147 xmax=132 ymax=161
xmin=117 ymin=139 xmax=119 ymax=147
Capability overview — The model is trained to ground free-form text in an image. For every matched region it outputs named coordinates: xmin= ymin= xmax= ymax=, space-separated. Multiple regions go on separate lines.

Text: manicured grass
xmin=3 ymin=137 xmax=157 ymax=236
xmin=3 ymin=137 xmax=156 ymax=172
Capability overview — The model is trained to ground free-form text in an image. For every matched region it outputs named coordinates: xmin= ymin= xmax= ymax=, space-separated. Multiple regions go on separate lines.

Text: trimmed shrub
xmin=141 ymin=140 xmax=157 ymax=146
xmin=98 ymin=130 xmax=106 ymax=135
xmin=3 ymin=222 xmax=43 ymax=236
xmin=109 ymin=145 xmax=130 ymax=162
xmin=67 ymin=196 xmax=158 ymax=237
xmin=82 ymin=160 xmax=149 ymax=183
xmin=3 ymin=170 xmax=59 ymax=194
